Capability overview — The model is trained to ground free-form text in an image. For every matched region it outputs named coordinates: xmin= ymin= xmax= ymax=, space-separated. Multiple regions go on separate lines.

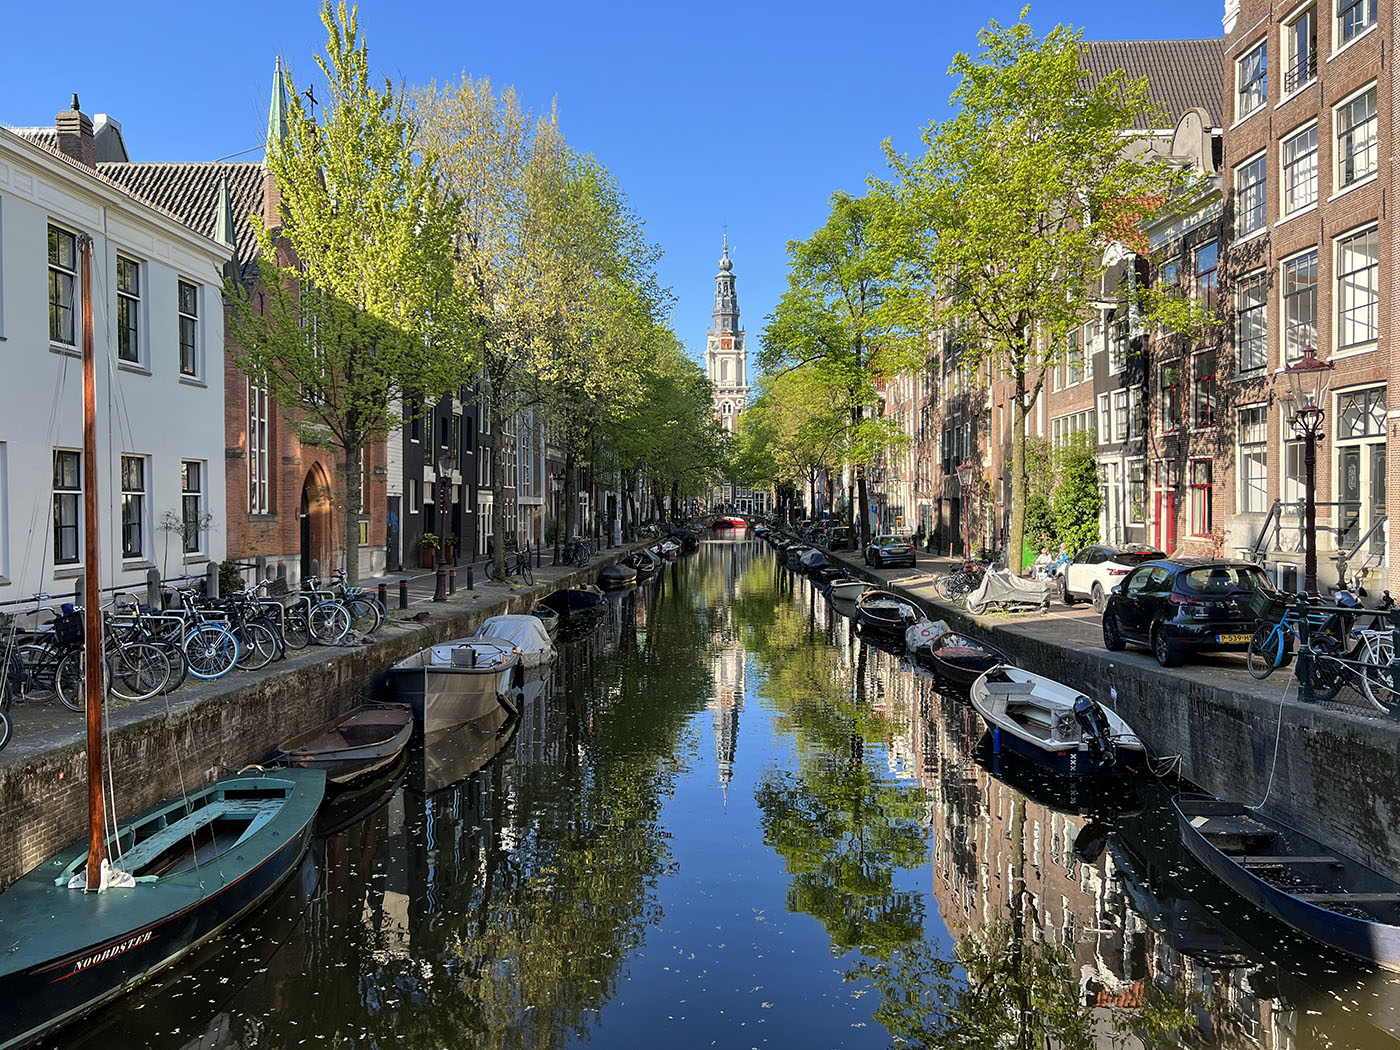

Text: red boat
xmin=713 ymin=516 xmax=748 ymax=530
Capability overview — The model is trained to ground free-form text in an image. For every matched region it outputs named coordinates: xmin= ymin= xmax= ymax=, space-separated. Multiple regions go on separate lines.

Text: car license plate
xmin=1217 ymin=633 xmax=1251 ymax=644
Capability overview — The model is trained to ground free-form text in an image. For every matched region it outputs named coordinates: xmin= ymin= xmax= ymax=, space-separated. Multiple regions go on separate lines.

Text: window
xmin=1190 ymin=459 xmax=1213 ymax=536
xmin=177 ymin=280 xmax=199 ymax=376
xmin=1335 ymin=387 xmax=1386 ymax=554
xmin=1112 ymin=389 xmax=1129 ymax=443
xmin=1282 ymin=250 xmax=1317 ymax=362
xmin=1238 ymin=407 xmax=1268 ymax=513
xmin=1128 ymin=461 xmax=1146 ymax=523
xmin=1282 ymin=124 xmax=1318 ymax=214
xmin=1237 ymin=40 xmax=1268 ymax=117
xmin=407 ymin=477 xmax=419 ymax=513
xmin=48 ymin=225 xmax=77 ymax=346
xmin=1284 ymin=6 xmax=1317 ymax=94
xmin=248 ymin=377 xmax=269 ymax=513
xmin=1109 ymin=317 xmax=1128 ymax=373
xmin=1336 ymin=87 xmax=1378 ymax=188
xmin=1194 ymin=242 xmax=1218 ymax=311
xmin=53 ymin=450 xmax=80 ymax=565
xmin=1338 ymin=0 xmax=1377 ymax=43
xmin=1129 ymin=387 xmax=1146 ymax=439
xmin=1067 ymin=330 xmax=1083 ymax=385
xmin=720 ymin=359 xmax=729 ymax=383
xmin=181 ymin=460 xmax=204 ymax=553
xmin=1160 ymin=258 xmax=1182 ymax=298
xmin=1236 ymin=272 xmax=1267 ymax=373
xmin=1336 ymin=227 xmax=1379 ymax=348
xmin=423 ymin=413 xmax=434 ymax=465
xmin=120 ymin=455 xmax=146 ymax=558
xmin=1193 ymin=351 xmax=1217 ymax=428
xmin=1097 ymin=393 xmax=1111 ymax=442
xmin=116 ymin=256 xmax=140 ymax=363
xmin=1161 ymin=362 xmax=1182 ymax=433
xmin=1235 ymin=156 xmax=1266 ymax=236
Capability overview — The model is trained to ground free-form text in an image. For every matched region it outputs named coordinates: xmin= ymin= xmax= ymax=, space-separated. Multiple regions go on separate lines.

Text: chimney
xmin=55 ymin=94 xmax=96 ymax=168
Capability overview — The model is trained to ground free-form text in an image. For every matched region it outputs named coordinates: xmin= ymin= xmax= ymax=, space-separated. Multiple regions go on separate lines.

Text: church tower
xmin=706 ymin=236 xmax=747 ymax=434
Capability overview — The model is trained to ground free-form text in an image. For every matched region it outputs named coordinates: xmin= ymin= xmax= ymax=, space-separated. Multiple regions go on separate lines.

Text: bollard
xmin=467 ymin=565 xmax=474 ymax=590
xmin=73 ymin=578 xmax=85 ymax=610
xmin=377 ymin=582 xmax=387 ymax=607
xmin=146 ymin=568 xmax=161 ymax=610
xmin=206 ymin=562 xmax=220 ymax=599
xmin=449 ymin=569 xmax=456 ymax=595
xmin=398 ymin=578 xmax=409 ymax=610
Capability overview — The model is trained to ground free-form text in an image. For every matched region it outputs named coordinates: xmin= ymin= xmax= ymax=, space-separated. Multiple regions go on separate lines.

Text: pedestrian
xmin=1032 ymin=546 xmax=1052 ymax=580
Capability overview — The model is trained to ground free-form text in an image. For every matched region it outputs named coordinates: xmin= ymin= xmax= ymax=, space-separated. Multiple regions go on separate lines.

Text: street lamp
xmin=956 ymin=459 xmax=975 ymax=563
xmin=550 ymin=471 xmax=564 ymax=565
xmin=1283 ymin=347 xmax=1333 ymax=595
xmin=433 ymin=449 xmax=457 ymax=602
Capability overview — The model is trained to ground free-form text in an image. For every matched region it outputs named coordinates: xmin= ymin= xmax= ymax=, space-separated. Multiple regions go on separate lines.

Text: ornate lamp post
xmin=956 ymin=459 xmax=975 ymax=562
xmin=551 ymin=472 xmax=564 ymax=565
xmin=1283 ymin=348 xmax=1333 ymax=595
xmin=433 ymin=449 xmax=458 ymax=602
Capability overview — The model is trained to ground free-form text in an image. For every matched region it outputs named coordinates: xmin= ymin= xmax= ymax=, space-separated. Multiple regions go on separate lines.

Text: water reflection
xmin=41 ymin=538 xmax=1400 ymax=1049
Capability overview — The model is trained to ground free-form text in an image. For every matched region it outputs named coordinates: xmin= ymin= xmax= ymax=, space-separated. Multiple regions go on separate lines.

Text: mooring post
xmin=449 ymin=568 xmax=456 ymax=595
xmin=1296 ymin=592 xmax=1315 ymax=704
xmin=377 ymin=582 xmax=387 ymax=608
xmin=467 ymin=565 xmax=474 ymax=590
xmin=398 ymin=578 xmax=408 ymax=610
xmin=146 ymin=568 xmax=161 ymax=611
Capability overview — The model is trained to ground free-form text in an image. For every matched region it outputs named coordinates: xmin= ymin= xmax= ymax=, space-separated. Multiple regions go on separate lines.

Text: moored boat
xmin=531 ymin=603 xmax=560 ymax=638
xmin=622 ymin=550 xmax=659 ymax=580
xmin=854 ymin=589 xmax=921 ymax=635
xmin=0 ymin=769 xmax=325 ymax=1049
xmin=539 ymin=583 xmax=607 ymax=620
xmin=274 ymin=704 xmax=413 ymax=784
xmin=1175 ymin=793 xmax=1400 ymax=971
xmin=713 ymin=515 xmax=747 ymax=529
xmin=476 ymin=614 xmax=556 ymax=667
xmin=969 ymin=665 xmax=1143 ymax=776
xmin=599 ymin=562 xmax=638 ymax=589
xmin=910 ymin=627 xmax=1009 ymax=693
xmin=390 ymin=637 xmax=523 ymax=734
xmin=827 ymin=578 xmax=871 ymax=601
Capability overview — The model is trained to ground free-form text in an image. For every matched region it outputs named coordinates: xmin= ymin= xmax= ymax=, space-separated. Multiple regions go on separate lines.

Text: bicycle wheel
xmin=107 ymin=643 xmax=172 ymax=701
xmin=184 ymin=623 xmax=240 ymax=679
xmin=55 ymin=648 xmax=87 ymax=711
xmin=1246 ymin=623 xmax=1283 ymax=679
xmin=518 ymin=561 xmax=535 ymax=586
xmin=15 ymin=642 xmax=60 ymax=702
xmin=1358 ymin=641 xmax=1398 ymax=709
xmin=0 ymin=707 xmax=9 ymax=753
xmin=309 ymin=602 xmax=351 ymax=644
xmin=234 ymin=622 xmax=279 ymax=671
xmin=153 ymin=641 xmax=189 ymax=693
xmin=283 ymin=612 xmax=310 ymax=650
xmin=934 ymin=576 xmax=957 ymax=602
xmin=345 ymin=597 xmax=382 ymax=636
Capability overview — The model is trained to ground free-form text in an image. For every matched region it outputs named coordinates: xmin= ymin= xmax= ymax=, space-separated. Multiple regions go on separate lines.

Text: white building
xmin=0 ymin=100 xmax=229 ymax=604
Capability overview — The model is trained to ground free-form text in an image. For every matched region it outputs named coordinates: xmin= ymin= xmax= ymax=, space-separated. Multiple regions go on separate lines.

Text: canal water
xmin=43 ymin=538 xmax=1400 ymax=1049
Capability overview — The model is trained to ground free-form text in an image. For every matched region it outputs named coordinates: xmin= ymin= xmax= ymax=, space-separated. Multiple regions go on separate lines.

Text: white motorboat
xmin=827 ymin=578 xmax=871 ymax=601
xmin=390 ymin=636 xmax=523 ymax=733
xmin=969 ymin=664 xmax=1144 ymax=777
xmin=475 ymin=614 xmax=556 ymax=668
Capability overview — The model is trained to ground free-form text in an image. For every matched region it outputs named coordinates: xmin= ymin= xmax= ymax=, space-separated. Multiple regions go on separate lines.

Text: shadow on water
xmin=39 ymin=537 xmax=1400 ymax=1049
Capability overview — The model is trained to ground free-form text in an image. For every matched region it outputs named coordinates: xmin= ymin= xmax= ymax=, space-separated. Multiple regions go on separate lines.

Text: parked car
xmin=1101 ymin=558 xmax=1271 ymax=668
xmin=864 ymin=535 xmax=918 ymax=569
xmin=825 ymin=526 xmax=856 ymax=551
xmin=1058 ymin=543 xmax=1165 ymax=612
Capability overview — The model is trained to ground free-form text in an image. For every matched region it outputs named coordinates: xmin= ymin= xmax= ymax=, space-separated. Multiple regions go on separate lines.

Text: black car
xmin=825 ymin=526 xmax=856 ymax=551
xmin=1101 ymin=558 xmax=1270 ymax=667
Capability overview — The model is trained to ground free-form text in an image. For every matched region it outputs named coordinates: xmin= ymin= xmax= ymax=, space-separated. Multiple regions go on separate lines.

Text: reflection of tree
xmin=853 ymin=917 xmax=1195 ymax=1050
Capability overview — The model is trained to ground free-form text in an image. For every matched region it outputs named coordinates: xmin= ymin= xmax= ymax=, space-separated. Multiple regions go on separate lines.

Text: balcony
xmin=1284 ymin=50 xmax=1317 ymax=94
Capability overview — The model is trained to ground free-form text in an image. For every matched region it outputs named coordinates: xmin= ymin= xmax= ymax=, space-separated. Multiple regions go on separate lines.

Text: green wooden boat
xmin=0 ymin=768 xmax=325 ymax=1048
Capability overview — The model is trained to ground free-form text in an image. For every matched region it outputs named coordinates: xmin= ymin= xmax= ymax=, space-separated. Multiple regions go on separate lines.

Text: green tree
xmin=760 ymin=191 xmax=918 ymax=546
xmin=1051 ymin=431 xmax=1101 ymax=553
xmin=881 ymin=13 xmax=1187 ymax=571
xmin=228 ymin=2 xmax=465 ymax=583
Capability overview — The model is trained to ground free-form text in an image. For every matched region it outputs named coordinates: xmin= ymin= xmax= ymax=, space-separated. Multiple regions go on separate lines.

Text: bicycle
xmin=935 ymin=562 xmax=985 ymax=603
xmin=561 ymin=538 xmax=593 ymax=568
xmin=1246 ymin=590 xmax=1351 ymax=699
xmin=484 ymin=548 xmax=535 ymax=585
xmin=327 ymin=570 xmax=384 ymax=635
xmin=294 ymin=577 xmax=352 ymax=645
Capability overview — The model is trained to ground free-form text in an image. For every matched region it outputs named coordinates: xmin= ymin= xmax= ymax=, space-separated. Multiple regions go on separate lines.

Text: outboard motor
xmin=1072 ymin=695 xmax=1116 ymax=767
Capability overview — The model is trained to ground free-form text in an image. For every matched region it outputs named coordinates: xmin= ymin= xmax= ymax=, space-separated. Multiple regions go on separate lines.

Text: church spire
xmin=712 ymin=235 xmax=739 ymax=333
xmin=267 ymin=56 xmax=291 ymax=157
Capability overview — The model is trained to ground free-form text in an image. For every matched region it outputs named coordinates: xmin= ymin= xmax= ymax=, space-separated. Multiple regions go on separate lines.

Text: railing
xmin=1284 ymin=50 xmax=1317 ymax=93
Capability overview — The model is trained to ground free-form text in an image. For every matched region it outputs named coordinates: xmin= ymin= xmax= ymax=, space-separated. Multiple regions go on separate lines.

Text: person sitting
xmin=1032 ymin=547 xmax=1053 ymax=580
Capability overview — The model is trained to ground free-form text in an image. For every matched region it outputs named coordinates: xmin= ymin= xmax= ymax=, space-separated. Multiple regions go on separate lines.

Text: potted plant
xmin=419 ymin=532 xmax=440 ymax=569
xmin=443 ymin=532 xmax=457 ymax=565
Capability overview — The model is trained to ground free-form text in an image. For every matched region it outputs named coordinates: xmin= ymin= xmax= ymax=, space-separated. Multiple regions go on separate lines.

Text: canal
xmin=41 ymin=538 xmax=1400 ymax=1048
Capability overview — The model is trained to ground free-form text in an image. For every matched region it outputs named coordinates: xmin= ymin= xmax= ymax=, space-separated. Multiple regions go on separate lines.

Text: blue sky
xmin=7 ymin=0 xmax=1221 ymax=367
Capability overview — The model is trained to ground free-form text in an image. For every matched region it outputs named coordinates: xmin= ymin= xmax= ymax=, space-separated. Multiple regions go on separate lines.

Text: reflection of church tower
xmin=709 ymin=644 xmax=746 ymax=802
xmin=706 ymin=236 xmax=747 ymax=434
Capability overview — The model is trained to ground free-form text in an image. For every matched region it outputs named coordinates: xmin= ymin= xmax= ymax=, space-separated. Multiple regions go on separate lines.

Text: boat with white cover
xmin=390 ymin=637 xmax=523 ymax=733
xmin=969 ymin=664 xmax=1144 ymax=776
xmin=827 ymin=578 xmax=871 ymax=601
xmin=475 ymin=614 xmax=556 ymax=668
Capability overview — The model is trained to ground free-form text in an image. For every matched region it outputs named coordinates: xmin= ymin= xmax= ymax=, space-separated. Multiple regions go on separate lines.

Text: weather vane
xmin=302 ymin=85 xmax=318 ymax=116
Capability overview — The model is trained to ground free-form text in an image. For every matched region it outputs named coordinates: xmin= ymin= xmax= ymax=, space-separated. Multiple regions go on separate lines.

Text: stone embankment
xmin=830 ymin=546 xmax=1400 ymax=883
xmin=0 ymin=547 xmax=643 ymax=887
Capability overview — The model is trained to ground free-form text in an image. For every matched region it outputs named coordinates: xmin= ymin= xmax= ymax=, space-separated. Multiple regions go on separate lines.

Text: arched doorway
xmin=299 ymin=464 xmax=333 ymax=581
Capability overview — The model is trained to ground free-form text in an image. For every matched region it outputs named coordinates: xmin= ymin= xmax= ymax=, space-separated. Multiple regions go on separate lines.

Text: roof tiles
xmin=1079 ymin=39 xmax=1225 ymax=128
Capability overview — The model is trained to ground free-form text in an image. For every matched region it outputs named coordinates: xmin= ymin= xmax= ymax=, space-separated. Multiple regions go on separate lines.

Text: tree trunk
xmin=342 ymin=436 xmax=362 ymax=586
xmin=1009 ymin=373 xmax=1029 ymax=574
xmin=856 ymin=467 xmax=871 ymax=546
xmin=490 ymin=406 xmax=507 ymax=578
xmin=669 ymin=479 xmax=679 ymax=519
xmin=564 ymin=450 xmax=577 ymax=539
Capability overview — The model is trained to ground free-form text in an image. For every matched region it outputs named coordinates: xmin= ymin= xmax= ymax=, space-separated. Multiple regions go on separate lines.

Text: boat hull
xmin=1175 ymin=794 xmax=1400 ymax=971
xmin=391 ymin=664 xmax=518 ymax=735
xmin=0 ymin=770 xmax=324 ymax=1050
xmin=276 ymin=704 xmax=413 ymax=784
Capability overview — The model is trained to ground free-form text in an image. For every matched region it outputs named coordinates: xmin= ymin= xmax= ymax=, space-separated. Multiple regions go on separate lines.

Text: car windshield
xmin=1177 ymin=566 xmax=1269 ymax=595
xmin=878 ymin=536 xmax=910 ymax=545
xmin=1113 ymin=549 xmax=1165 ymax=566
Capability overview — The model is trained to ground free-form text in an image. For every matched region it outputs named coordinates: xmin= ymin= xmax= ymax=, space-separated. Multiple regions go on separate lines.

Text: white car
xmin=1058 ymin=544 xmax=1165 ymax=612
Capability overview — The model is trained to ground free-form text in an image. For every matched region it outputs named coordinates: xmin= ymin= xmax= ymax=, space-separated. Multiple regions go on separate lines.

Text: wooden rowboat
xmin=1175 ymin=793 xmax=1400 ymax=971
xmin=274 ymin=704 xmax=414 ymax=785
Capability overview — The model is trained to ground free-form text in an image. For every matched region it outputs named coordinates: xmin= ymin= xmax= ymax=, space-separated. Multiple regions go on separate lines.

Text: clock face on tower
xmin=720 ymin=336 xmax=732 ymax=351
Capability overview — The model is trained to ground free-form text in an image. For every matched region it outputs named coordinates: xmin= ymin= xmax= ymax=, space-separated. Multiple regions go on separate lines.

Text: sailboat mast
xmin=79 ymin=234 xmax=107 ymax=891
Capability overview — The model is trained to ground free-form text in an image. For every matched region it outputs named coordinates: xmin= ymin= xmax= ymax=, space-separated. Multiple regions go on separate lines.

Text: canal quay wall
xmin=857 ymin=562 xmax=1400 ymax=884
xmin=0 ymin=548 xmax=640 ymax=887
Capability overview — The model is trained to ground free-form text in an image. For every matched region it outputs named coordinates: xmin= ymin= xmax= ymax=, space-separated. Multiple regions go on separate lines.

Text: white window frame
xmin=1334 ymin=83 xmax=1378 ymax=190
xmin=1127 ymin=458 xmax=1146 ymax=525
xmin=120 ymin=454 xmax=148 ymax=559
xmin=1236 ymin=270 xmax=1268 ymax=374
xmin=1336 ymin=0 xmax=1378 ymax=49
xmin=48 ymin=224 xmax=78 ymax=348
xmin=177 ymin=279 xmax=200 ymax=378
xmin=53 ymin=448 xmax=81 ymax=565
xmin=1280 ymin=122 xmax=1319 ymax=217
xmin=116 ymin=255 xmax=142 ymax=365
xmin=1335 ymin=224 xmax=1379 ymax=350
xmin=1236 ymin=39 xmax=1268 ymax=119
xmin=1282 ymin=4 xmax=1318 ymax=98
xmin=1235 ymin=153 xmax=1267 ymax=236
xmin=1237 ymin=405 xmax=1269 ymax=514
xmin=248 ymin=376 xmax=270 ymax=514
xmin=1333 ymin=385 xmax=1387 ymax=556
xmin=1281 ymin=248 xmax=1318 ymax=364
xmin=1112 ymin=389 xmax=1129 ymax=443
xmin=181 ymin=460 xmax=205 ymax=555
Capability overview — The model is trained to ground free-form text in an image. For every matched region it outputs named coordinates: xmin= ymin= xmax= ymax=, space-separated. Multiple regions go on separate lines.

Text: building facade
xmin=0 ymin=103 xmax=230 ymax=601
